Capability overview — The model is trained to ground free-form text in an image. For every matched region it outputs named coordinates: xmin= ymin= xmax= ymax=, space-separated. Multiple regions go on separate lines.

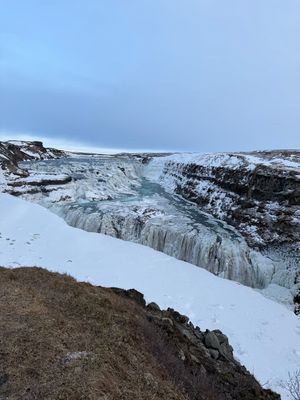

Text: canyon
xmin=1 ymin=141 xmax=299 ymax=311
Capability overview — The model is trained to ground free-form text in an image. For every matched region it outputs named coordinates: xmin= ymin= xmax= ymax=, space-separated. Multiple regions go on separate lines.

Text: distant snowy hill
xmin=0 ymin=192 xmax=299 ymax=399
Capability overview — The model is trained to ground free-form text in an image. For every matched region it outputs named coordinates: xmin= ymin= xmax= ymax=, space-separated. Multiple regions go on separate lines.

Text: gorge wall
xmin=145 ymin=151 xmax=300 ymax=309
xmin=146 ymin=151 xmax=300 ymax=248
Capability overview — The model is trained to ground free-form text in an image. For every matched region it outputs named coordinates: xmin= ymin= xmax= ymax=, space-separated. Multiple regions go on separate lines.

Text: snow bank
xmin=144 ymin=151 xmax=300 ymax=175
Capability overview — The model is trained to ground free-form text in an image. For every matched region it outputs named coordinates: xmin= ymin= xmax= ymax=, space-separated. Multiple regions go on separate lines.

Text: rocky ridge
xmin=0 ymin=140 xmax=68 ymax=194
xmin=0 ymin=140 xmax=66 ymax=167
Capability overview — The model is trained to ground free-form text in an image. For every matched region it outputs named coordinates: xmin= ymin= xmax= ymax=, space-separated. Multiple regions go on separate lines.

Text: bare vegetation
xmin=0 ymin=267 xmax=280 ymax=399
xmin=281 ymin=370 xmax=300 ymax=400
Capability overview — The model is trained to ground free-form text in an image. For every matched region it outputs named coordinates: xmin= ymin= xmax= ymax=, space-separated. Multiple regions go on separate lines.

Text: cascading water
xmin=19 ymin=154 xmax=275 ymax=289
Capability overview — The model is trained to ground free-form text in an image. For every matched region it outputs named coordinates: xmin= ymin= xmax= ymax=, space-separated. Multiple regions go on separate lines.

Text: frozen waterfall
xmin=20 ymin=154 xmax=276 ymax=290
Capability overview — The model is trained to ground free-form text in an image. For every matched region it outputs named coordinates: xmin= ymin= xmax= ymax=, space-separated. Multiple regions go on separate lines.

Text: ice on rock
xmin=18 ymin=155 xmax=276 ymax=291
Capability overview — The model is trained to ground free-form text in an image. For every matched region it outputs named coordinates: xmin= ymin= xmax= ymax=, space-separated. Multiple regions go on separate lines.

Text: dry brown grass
xmin=0 ymin=267 xmax=185 ymax=400
xmin=0 ymin=267 xmax=279 ymax=400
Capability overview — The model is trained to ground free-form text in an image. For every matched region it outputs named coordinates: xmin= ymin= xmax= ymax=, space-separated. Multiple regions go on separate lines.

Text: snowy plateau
xmin=0 ymin=141 xmax=300 ymax=399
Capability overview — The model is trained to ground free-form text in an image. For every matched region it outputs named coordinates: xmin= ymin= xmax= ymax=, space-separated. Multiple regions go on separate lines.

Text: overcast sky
xmin=0 ymin=1 xmax=299 ymax=152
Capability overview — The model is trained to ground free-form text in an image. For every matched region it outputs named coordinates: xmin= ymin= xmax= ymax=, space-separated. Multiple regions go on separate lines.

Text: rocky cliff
xmin=0 ymin=267 xmax=279 ymax=400
xmin=146 ymin=151 xmax=300 ymax=249
xmin=0 ymin=140 xmax=66 ymax=168
xmin=145 ymin=150 xmax=300 ymax=310
xmin=0 ymin=140 xmax=68 ymax=193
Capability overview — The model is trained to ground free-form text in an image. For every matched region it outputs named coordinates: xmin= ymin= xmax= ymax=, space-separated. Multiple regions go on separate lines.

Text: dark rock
xmin=208 ymin=349 xmax=220 ymax=360
xmin=204 ymin=330 xmax=221 ymax=350
xmin=0 ymin=373 xmax=8 ymax=386
xmin=146 ymin=302 xmax=161 ymax=312
xmin=166 ymin=308 xmax=189 ymax=324
xmin=8 ymin=176 xmax=72 ymax=187
xmin=194 ymin=326 xmax=204 ymax=341
xmin=161 ymin=317 xmax=174 ymax=328
xmin=110 ymin=287 xmax=146 ymax=307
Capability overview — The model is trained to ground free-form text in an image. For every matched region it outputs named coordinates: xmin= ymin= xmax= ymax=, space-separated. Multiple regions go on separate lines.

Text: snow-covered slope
xmin=0 ymin=192 xmax=299 ymax=399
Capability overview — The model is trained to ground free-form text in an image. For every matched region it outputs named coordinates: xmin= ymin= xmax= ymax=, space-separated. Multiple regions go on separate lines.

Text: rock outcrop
xmin=0 ymin=140 xmax=65 ymax=168
xmin=0 ymin=267 xmax=279 ymax=400
xmin=0 ymin=140 xmax=69 ymax=194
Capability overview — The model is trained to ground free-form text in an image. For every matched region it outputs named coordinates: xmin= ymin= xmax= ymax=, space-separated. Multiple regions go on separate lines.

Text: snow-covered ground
xmin=144 ymin=151 xmax=300 ymax=174
xmin=0 ymin=169 xmax=6 ymax=186
xmin=0 ymin=192 xmax=299 ymax=399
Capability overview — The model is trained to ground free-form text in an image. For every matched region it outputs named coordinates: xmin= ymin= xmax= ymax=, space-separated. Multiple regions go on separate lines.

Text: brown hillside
xmin=0 ymin=267 xmax=279 ymax=400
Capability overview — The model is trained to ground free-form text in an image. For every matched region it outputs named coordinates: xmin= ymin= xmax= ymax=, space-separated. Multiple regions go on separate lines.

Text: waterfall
xmin=57 ymin=203 xmax=275 ymax=289
xmin=20 ymin=154 xmax=276 ymax=291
